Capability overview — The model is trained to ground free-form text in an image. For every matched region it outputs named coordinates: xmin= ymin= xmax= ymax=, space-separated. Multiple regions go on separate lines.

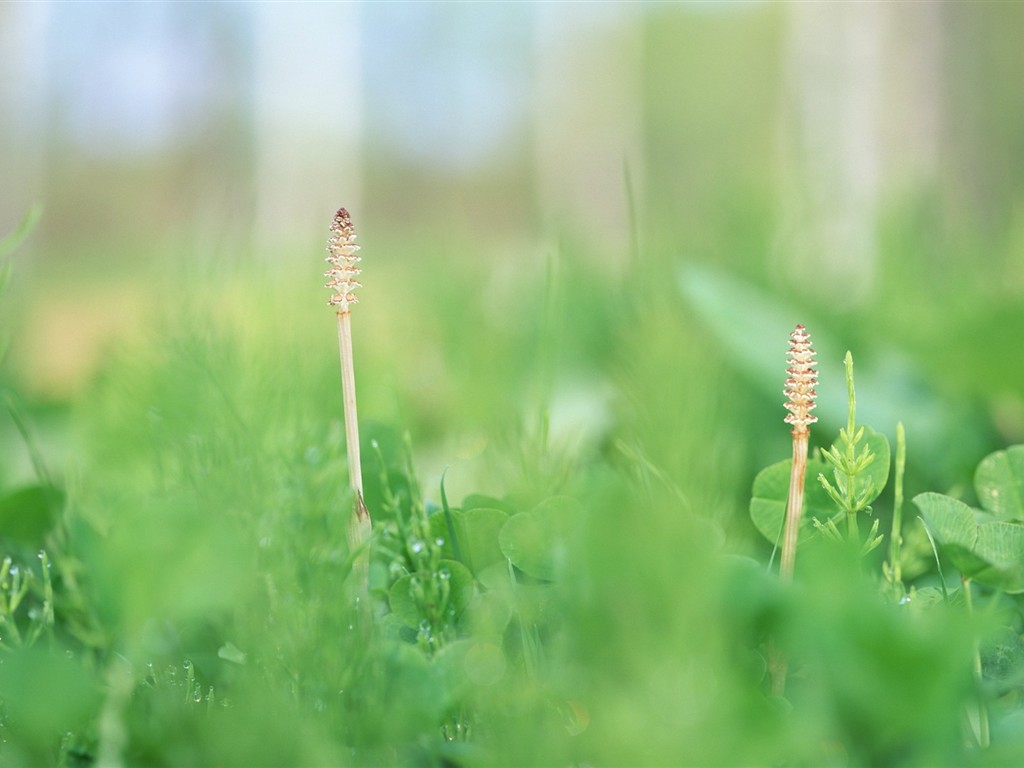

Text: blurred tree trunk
xmin=251 ymin=3 xmax=363 ymax=255
xmin=778 ymin=2 xmax=943 ymax=304
xmin=0 ymin=2 xmax=50 ymax=234
xmin=533 ymin=6 xmax=645 ymax=267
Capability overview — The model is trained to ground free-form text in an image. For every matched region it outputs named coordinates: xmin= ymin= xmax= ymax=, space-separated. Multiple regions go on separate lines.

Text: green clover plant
xmin=913 ymin=445 xmax=1024 ymax=595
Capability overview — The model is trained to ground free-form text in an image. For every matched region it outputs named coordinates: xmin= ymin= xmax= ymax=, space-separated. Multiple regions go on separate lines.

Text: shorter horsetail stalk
xmin=325 ymin=208 xmax=371 ymax=595
xmin=779 ymin=324 xmax=818 ymax=581
xmin=771 ymin=324 xmax=817 ymax=697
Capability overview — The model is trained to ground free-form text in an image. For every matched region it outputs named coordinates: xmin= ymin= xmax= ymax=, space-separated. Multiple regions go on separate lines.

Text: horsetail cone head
xmin=783 ymin=324 xmax=818 ymax=436
xmin=325 ymin=207 xmax=362 ymax=312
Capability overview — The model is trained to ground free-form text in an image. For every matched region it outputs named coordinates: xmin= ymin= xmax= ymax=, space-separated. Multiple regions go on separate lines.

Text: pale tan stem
xmin=337 ymin=309 xmax=371 ymax=593
xmin=779 ymin=430 xmax=809 ymax=583
xmin=337 ymin=310 xmax=362 ymax=497
xmin=771 ymin=427 xmax=810 ymax=696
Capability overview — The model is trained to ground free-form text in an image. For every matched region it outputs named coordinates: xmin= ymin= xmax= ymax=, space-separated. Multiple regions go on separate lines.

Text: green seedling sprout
xmin=817 ymin=352 xmax=883 ymax=552
xmin=325 ymin=208 xmax=372 ymax=598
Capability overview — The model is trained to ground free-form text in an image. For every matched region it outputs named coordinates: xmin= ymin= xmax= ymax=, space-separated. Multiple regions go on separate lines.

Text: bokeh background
xmin=3 ymin=3 xmax=1024 ymax=764
xmin=3 ymin=0 xmax=1024 ymax=526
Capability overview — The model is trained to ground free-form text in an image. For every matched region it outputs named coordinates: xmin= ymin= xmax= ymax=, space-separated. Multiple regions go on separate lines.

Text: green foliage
xmin=4 ymin=195 xmax=1024 ymax=765
xmin=914 ymin=445 xmax=1024 ymax=593
xmin=679 ymin=264 xmax=988 ymax=485
xmin=498 ymin=496 xmax=583 ymax=581
xmin=745 ymin=335 xmax=1024 ymax=762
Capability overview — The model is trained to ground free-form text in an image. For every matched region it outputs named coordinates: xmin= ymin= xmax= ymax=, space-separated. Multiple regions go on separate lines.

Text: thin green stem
xmin=887 ymin=423 xmax=906 ymax=594
xmin=846 ymin=507 xmax=859 ymax=541
xmin=843 ymin=351 xmax=856 ymax=436
xmin=961 ymin=577 xmax=990 ymax=749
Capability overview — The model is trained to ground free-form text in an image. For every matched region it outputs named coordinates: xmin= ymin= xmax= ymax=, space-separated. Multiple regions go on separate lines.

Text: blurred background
xmin=5 ymin=5 xmax=1024 ymax=763
xmin=2 ymin=0 xmax=1024 ymax=511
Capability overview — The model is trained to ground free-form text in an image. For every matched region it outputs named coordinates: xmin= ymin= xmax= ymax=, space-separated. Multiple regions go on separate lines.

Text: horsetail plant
xmin=326 ymin=208 xmax=372 ymax=599
xmin=779 ymin=324 xmax=818 ymax=583
xmin=770 ymin=325 xmax=817 ymax=696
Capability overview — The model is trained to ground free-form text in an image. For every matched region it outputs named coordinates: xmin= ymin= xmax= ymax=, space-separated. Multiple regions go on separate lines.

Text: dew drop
xmin=410 ymin=540 xmax=425 ymax=554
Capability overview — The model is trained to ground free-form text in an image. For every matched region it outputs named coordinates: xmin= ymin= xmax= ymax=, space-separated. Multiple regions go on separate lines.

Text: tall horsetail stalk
xmin=325 ymin=208 xmax=371 ymax=598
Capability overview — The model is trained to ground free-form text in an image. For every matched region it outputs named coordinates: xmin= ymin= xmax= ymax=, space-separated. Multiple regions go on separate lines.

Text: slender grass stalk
xmin=841 ymin=354 xmax=860 ymax=540
xmin=771 ymin=324 xmax=818 ymax=696
xmin=961 ymin=576 xmax=991 ymax=749
xmin=885 ymin=422 xmax=907 ymax=598
xmin=325 ymin=208 xmax=371 ymax=598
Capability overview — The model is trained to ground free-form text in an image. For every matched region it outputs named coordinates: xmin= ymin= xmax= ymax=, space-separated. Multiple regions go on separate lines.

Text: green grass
xmin=3 ymin=199 xmax=1024 ymax=767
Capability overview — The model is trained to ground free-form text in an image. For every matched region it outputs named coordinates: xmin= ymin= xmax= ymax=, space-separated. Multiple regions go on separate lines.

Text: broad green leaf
xmin=431 ymin=638 xmax=508 ymax=690
xmin=388 ymin=559 xmax=474 ymax=628
xmin=912 ymin=492 xmax=982 ymax=567
xmin=973 ymin=522 xmax=1024 ymax=591
xmin=0 ymin=646 xmax=98 ymax=742
xmin=461 ymin=641 xmax=507 ymax=686
xmin=498 ymin=496 xmax=583 ymax=580
xmin=429 ymin=507 xmax=509 ymax=576
xmin=477 ymin=560 xmax=512 ymax=592
xmin=749 ymin=457 xmax=835 ymax=545
xmin=458 ymin=590 xmax=512 ymax=641
xmin=387 ymin=574 xmax=419 ymax=627
xmin=0 ymin=484 xmax=64 ymax=548
xmin=913 ymin=492 xmax=1024 ymax=593
xmin=473 ymin=562 xmax=553 ymax=624
xmin=462 ymin=493 xmax=517 ymax=516
xmin=975 ymin=445 xmax=1024 ymax=521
